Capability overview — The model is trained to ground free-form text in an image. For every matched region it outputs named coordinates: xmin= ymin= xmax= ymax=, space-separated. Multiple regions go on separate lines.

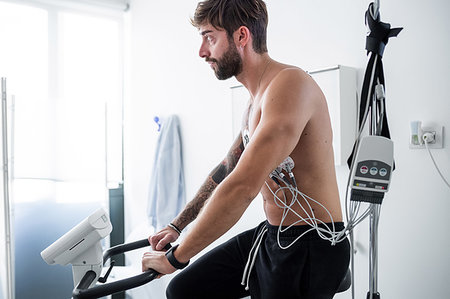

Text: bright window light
xmin=0 ymin=2 xmax=123 ymax=203
xmin=0 ymin=2 xmax=51 ymax=179
xmin=58 ymin=12 xmax=122 ymax=183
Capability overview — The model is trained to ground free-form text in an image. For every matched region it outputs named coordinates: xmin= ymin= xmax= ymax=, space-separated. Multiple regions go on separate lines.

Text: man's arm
xmin=149 ymin=133 xmax=245 ymax=250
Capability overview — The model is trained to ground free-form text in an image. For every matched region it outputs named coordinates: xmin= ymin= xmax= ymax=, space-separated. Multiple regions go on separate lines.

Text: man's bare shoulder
xmin=265 ymin=66 xmax=323 ymax=105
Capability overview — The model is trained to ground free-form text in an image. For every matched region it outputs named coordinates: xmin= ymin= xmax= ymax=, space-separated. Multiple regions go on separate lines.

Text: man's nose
xmin=199 ymin=43 xmax=210 ymax=58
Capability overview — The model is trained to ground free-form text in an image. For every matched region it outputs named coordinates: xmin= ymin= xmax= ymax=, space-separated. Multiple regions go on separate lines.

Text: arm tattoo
xmin=212 ymin=163 xmax=227 ymax=184
xmin=172 ymin=138 xmax=245 ymax=230
xmin=211 ymin=138 xmax=245 ymax=183
xmin=173 ymin=177 xmax=217 ymax=230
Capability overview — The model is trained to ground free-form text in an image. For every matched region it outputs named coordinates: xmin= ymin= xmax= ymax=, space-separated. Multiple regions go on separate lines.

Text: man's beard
xmin=207 ymin=42 xmax=243 ymax=80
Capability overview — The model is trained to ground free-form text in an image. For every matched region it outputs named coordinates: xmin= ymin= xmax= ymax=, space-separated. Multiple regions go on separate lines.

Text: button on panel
xmin=356 ymin=160 xmax=391 ymax=180
xmin=370 ymin=167 xmax=378 ymax=175
xmin=360 ymin=166 xmax=369 ymax=174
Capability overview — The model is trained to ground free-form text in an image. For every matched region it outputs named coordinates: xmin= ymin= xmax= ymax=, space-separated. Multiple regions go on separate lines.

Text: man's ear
xmin=234 ymin=26 xmax=251 ymax=49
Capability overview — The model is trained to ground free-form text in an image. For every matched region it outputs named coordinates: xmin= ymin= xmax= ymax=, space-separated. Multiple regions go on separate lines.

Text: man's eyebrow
xmin=200 ymin=30 xmax=213 ymax=36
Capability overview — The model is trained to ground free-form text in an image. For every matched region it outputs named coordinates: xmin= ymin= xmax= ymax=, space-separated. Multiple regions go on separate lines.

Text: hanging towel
xmin=147 ymin=115 xmax=186 ymax=231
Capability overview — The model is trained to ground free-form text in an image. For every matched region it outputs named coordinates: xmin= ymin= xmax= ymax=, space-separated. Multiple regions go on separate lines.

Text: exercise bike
xmin=41 ymin=208 xmax=350 ymax=299
xmin=41 ymin=208 xmax=171 ymax=299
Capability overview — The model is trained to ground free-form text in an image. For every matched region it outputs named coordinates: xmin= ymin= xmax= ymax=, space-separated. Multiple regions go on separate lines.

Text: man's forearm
xmin=172 ymin=136 xmax=244 ymax=231
xmin=173 ymin=173 xmax=256 ymax=264
xmin=171 ymin=175 xmax=218 ymax=231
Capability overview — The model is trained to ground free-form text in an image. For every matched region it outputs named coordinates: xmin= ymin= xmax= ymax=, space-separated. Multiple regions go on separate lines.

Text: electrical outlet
xmin=409 ymin=124 xmax=444 ymax=149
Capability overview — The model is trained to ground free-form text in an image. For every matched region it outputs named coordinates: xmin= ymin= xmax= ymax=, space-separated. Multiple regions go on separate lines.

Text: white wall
xmin=125 ymin=1 xmax=450 ymax=298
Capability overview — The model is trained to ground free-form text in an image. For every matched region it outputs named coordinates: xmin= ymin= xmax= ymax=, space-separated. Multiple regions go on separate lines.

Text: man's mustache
xmin=205 ymin=57 xmax=218 ymax=63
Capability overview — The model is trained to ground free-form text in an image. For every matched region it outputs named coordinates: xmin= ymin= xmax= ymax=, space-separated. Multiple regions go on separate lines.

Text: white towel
xmin=147 ymin=115 xmax=186 ymax=230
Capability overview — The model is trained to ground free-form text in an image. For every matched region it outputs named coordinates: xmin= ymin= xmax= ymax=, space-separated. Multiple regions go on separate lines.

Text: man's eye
xmin=206 ymin=36 xmax=213 ymax=43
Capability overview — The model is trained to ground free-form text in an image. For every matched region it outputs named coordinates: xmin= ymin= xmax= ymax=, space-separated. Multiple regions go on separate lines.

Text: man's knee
xmin=165 ymin=274 xmax=185 ymax=299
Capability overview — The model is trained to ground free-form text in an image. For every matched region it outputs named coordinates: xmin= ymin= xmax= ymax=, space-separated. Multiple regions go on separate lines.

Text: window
xmin=0 ymin=1 xmax=124 ymax=203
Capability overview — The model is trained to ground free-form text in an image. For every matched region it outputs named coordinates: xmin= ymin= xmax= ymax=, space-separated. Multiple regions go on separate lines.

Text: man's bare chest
xmin=242 ymin=101 xmax=262 ymax=137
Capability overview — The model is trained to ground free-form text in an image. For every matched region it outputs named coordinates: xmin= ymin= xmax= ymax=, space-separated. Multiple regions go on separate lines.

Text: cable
xmin=241 ymin=225 xmax=268 ymax=290
xmin=264 ymin=178 xmax=350 ymax=248
xmin=424 ymin=139 xmax=450 ymax=189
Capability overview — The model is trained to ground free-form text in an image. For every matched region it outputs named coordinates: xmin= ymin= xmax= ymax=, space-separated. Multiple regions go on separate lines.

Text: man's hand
xmin=149 ymin=226 xmax=179 ymax=251
xmin=141 ymin=250 xmax=176 ymax=276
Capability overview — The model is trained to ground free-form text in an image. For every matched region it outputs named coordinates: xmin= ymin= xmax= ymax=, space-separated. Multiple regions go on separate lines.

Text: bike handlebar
xmin=72 ymin=238 xmax=169 ymax=299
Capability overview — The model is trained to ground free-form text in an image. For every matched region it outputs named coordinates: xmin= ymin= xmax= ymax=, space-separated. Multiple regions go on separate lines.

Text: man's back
xmin=242 ymin=63 xmax=342 ymax=226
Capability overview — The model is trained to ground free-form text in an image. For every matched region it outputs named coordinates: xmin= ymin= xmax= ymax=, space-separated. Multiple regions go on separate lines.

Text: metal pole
xmin=350 ymin=229 xmax=356 ymax=299
xmin=367 ymin=68 xmax=381 ymax=299
xmin=367 ymin=205 xmax=381 ymax=299
xmin=2 ymin=77 xmax=14 ymax=299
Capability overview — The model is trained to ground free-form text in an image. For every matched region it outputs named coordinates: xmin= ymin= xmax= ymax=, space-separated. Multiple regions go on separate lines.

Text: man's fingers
xmin=149 ymin=232 xmax=164 ymax=250
xmin=150 ymin=228 xmax=178 ymax=250
xmin=156 ymin=236 xmax=170 ymax=251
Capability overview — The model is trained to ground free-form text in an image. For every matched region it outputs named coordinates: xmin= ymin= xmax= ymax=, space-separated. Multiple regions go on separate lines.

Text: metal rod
xmin=307 ymin=65 xmax=340 ymax=75
xmin=375 ymin=205 xmax=381 ymax=292
xmin=368 ymin=204 xmax=381 ymax=298
xmin=232 ymin=65 xmax=342 ymax=90
xmin=368 ymin=208 xmax=374 ymax=296
xmin=104 ymin=102 xmax=108 ymax=188
xmin=350 ymin=229 xmax=356 ymax=299
xmin=2 ymin=77 xmax=14 ymax=299
xmin=367 ymin=53 xmax=381 ymax=298
xmin=368 ymin=70 xmax=381 ymax=297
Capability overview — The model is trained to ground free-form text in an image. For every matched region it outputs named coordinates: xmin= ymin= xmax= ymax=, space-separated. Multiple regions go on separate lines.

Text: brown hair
xmin=191 ymin=0 xmax=268 ymax=54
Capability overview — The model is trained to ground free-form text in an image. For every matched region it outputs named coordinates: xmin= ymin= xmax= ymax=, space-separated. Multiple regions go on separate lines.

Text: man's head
xmin=191 ymin=0 xmax=268 ymax=54
xmin=204 ymin=34 xmax=243 ymax=80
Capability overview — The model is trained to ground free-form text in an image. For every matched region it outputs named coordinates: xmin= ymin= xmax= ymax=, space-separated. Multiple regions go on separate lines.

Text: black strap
xmin=165 ymin=244 xmax=190 ymax=269
xmin=365 ymin=3 xmax=403 ymax=57
xmin=347 ymin=3 xmax=402 ymax=169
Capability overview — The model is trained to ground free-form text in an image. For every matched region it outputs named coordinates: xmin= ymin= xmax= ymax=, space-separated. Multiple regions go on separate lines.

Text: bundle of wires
xmin=265 ymin=164 xmax=347 ymax=248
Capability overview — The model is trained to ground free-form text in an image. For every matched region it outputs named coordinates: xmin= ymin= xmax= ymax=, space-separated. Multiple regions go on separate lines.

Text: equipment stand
xmin=367 ymin=206 xmax=380 ymax=299
xmin=348 ymin=2 xmax=402 ymax=298
xmin=367 ymin=70 xmax=381 ymax=299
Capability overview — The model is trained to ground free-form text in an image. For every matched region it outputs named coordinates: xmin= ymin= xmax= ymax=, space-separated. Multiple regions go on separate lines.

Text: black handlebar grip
xmin=72 ymin=239 xmax=173 ymax=299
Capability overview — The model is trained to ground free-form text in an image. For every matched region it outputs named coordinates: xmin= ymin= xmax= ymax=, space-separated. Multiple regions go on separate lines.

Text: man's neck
xmin=236 ymin=53 xmax=272 ymax=100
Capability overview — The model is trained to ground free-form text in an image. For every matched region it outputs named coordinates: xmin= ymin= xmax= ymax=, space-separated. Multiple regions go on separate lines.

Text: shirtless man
xmin=142 ymin=1 xmax=350 ymax=298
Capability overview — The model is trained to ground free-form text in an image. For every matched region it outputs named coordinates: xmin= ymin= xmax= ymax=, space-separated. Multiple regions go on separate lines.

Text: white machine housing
xmin=41 ymin=208 xmax=113 ymax=287
xmin=350 ymin=135 xmax=394 ymax=193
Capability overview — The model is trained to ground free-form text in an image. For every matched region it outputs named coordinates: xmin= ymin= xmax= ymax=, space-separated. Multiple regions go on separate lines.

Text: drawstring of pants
xmin=241 ymin=225 xmax=268 ymax=291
